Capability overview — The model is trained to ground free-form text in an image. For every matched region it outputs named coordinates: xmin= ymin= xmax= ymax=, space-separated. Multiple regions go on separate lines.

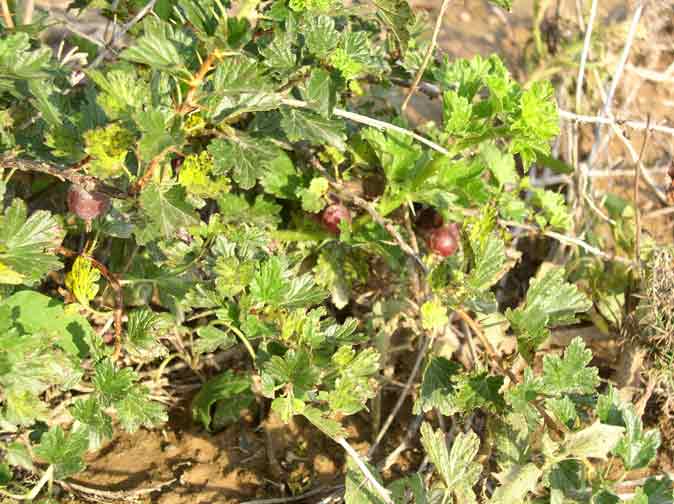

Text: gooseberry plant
xmin=0 ymin=0 xmax=669 ymax=502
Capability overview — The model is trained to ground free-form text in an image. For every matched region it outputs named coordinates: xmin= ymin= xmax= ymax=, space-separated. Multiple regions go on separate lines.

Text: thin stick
xmin=401 ymin=0 xmax=451 ymax=112
xmin=368 ymin=335 xmax=431 ymax=458
xmin=634 ymin=115 xmax=652 ymax=268
xmin=21 ymin=0 xmax=34 ymax=25
xmin=72 ymin=0 xmax=158 ymax=84
xmin=558 ymin=110 xmax=674 ymax=137
xmin=336 ymin=436 xmax=393 ymax=504
xmin=61 ymin=477 xmax=176 ymax=500
xmin=241 ymin=486 xmax=343 ymax=504
xmin=601 ymin=1 xmax=644 ymax=119
xmin=0 ymin=154 xmax=128 ymax=199
xmin=1 ymin=0 xmax=13 ymax=28
xmin=575 ymin=0 xmax=598 ymax=113
xmin=609 ymin=123 xmax=669 ymax=205
xmin=282 ymin=98 xmax=449 ymax=156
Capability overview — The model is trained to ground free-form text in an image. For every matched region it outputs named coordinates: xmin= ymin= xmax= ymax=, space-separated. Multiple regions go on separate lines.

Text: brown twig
xmin=57 ymin=247 xmax=124 ymax=359
xmin=0 ymin=154 xmax=128 ymax=199
xmin=401 ymin=0 xmax=451 ymax=112
xmin=0 ymin=0 xmax=13 ymax=28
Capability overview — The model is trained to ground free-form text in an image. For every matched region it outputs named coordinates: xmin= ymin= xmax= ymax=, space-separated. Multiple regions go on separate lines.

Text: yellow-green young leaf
xmin=65 ymin=256 xmax=101 ymax=307
xmin=421 ymin=297 xmax=449 ymax=331
xmin=83 ymin=123 xmax=134 ymax=179
xmin=177 ymin=151 xmax=231 ymax=198
xmin=0 ymin=261 xmax=24 ymax=284
xmin=562 ymin=421 xmax=625 ymax=460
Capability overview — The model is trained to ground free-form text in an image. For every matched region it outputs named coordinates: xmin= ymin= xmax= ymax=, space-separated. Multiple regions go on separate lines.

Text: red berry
xmin=416 ymin=207 xmax=444 ymax=230
xmin=67 ymin=185 xmax=110 ymax=222
xmin=322 ymin=204 xmax=351 ymax=235
xmin=428 ymin=224 xmax=460 ymax=257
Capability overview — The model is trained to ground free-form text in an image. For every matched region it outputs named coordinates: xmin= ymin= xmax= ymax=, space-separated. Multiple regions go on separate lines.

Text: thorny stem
xmin=401 ymin=0 xmax=451 ymax=112
xmin=178 ymin=51 xmax=222 ymax=114
xmin=130 ymin=146 xmax=175 ymax=195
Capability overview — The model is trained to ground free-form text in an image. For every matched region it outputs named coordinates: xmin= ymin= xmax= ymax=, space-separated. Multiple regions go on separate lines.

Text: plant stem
xmin=336 ymin=436 xmax=393 ymax=504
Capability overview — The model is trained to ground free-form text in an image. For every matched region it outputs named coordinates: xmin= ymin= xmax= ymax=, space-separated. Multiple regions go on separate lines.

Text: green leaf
xmin=211 ymin=56 xmax=271 ymax=93
xmin=443 ymin=90 xmax=473 ymax=135
xmin=208 ymin=135 xmax=281 ymax=189
xmin=260 ymin=32 xmax=296 ymax=71
xmin=125 ymin=309 xmax=167 ymax=360
xmin=304 ymin=15 xmax=340 ymax=58
xmin=420 ymin=297 xmax=449 ymax=331
xmin=135 ymin=109 xmax=181 ymax=162
xmin=344 ymin=456 xmax=386 ymax=504
xmin=280 ymin=108 xmax=346 ymax=151
xmin=302 ymin=406 xmax=346 ymax=438
xmin=262 ymin=349 xmax=319 ymax=399
xmin=300 ymin=177 xmax=329 ymax=213
xmin=115 ymin=386 xmax=168 ymax=432
xmin=467 ymin=234 xmax=507 ymax=292
xmin=562 ymin=421 xmax=625 ymax=460
xmin=139 ymin=183 xmax=200 ymax=240
xmin=302 ymin=68 xmax=335 ymax=117
xmin=541 ymin=337 xmax=599 ymax=395
xmin=362 ymin=127 xmax=422 ymax=185
xmin=488 ymin=0 xmax=512 ymax=10
xmin=509 ymin=81 xmax=560 ymax=168
xmin=481 ymin=142 xmax=518 ymax=187
xmin=120 ymin=29 xmax=186 ymax=73
xmin=0 ymin=33 xmax=53 ymax=82
xmin=65 ymin=256 xmax=100 ymax=308
xmin=507 ymin=268 xmax=592 ymax=360
xmin=192 ymin=371 xmax=253 ymax=431
xmin=194 ymin=324 xmax=236 ymax=355
xmin=34 ymin=426 xmax=88 ymax=479
xmin=0 ymin=290 xmax=94 ymax=357
xmin=637 ymin=475 xmax=674 ymax=504
xmin=421 ymin=422 xmax=481 ymax=501
xmin=88 ymin=66 xmax=151 ymax=120
xmin=490 ymin=463 xmax=542 ymax=503
xmin=0 ymin=463 xmax=10 ymax=486
xmin=532 ymin=188 xmax=573 ymax=231
xmin=70 ymin=396 xmax=114 ymax=450
xmin=415 ymin=357 xmax=460 ymax=415
xmin=372 ymin=0 xmax=413 ymax=50
xmin=0 ymin=200 xmax=64 ymax=286
xmin=92 ymin=359 xmax=137 ymax=406
xmin=613 ymin=407 xmax=661 ymax=470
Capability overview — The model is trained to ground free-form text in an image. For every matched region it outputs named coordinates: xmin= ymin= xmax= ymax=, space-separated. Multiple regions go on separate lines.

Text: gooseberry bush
xmin=0 ymin=0 xmax=669 ymax=502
